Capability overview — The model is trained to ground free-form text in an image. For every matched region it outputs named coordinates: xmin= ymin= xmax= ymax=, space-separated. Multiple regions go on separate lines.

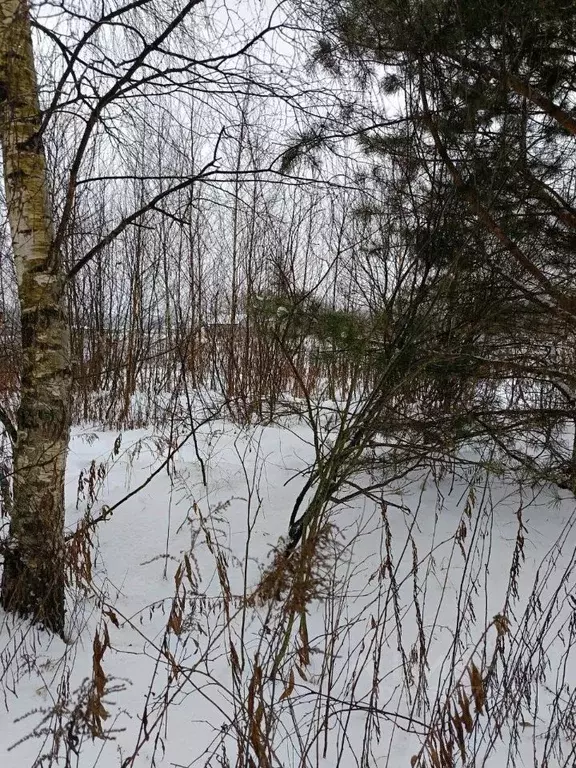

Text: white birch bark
xmin=0 ymin=0 xmax=71 ymax=634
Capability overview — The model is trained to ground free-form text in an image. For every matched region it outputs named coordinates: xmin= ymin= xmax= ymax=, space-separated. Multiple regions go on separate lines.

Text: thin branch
xmin=66 ymin=128 xmax=225 ymax=280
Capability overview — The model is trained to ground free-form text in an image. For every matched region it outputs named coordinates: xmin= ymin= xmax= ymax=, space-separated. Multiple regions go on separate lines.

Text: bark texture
xmin=0 ymin=0 xmax=71 ymax=634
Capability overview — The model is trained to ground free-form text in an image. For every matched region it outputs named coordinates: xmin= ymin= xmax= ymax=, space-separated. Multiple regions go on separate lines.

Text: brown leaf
xmin=298 ymin=614 xmax=310 ymax=667
xmin=468 ymin=662 xmax=485 ymax=714
xmin=279 ymin=668 xmax=295 ymax=702
xmin=247 ymin=665 xmax=262 ymax=717
xmin=229 ymin=641 xmax=240 ymax=672
xmin=163 ymin=648 xmax=180 ymax=679
xmin=92 ymin=630 xmax=108 ymax=698
xmin=184 ymin=553 xmax=194 ymax=586
xmin=452 ymin=708 xmax=466 ymax=762
xmin=103 ymin=608 xmax=120 ymax=628
xmin=174 ymin=563 xmax=183 ymax=590
xmin=458 ymin=688 xmax=474 ymax=733
xmin=168 ymin=603 xmax=183 ymax=635
xmin=493 ymin=613 xmax=510 ymax=636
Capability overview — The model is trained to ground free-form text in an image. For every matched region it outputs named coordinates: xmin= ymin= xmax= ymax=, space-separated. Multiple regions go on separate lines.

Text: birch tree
xmin=0 ymin=0 xmax=70 ymax=634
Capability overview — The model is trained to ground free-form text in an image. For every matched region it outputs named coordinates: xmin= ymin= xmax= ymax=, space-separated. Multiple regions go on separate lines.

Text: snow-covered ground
xmin=1 ymin=414 xmax=576 ymax=767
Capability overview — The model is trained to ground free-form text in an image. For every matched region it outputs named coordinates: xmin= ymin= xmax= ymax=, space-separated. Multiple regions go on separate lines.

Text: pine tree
xmin=293 ymin=0 xmax=576 ymax=488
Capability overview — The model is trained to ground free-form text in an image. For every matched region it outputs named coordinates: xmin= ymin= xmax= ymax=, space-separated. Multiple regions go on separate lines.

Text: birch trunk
xmin=0 ymin=0 xmax=71 ymax=634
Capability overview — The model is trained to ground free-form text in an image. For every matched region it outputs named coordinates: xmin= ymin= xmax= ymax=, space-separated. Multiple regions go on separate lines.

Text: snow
xmin=1 ymin=414 xmax=576 ymax=767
